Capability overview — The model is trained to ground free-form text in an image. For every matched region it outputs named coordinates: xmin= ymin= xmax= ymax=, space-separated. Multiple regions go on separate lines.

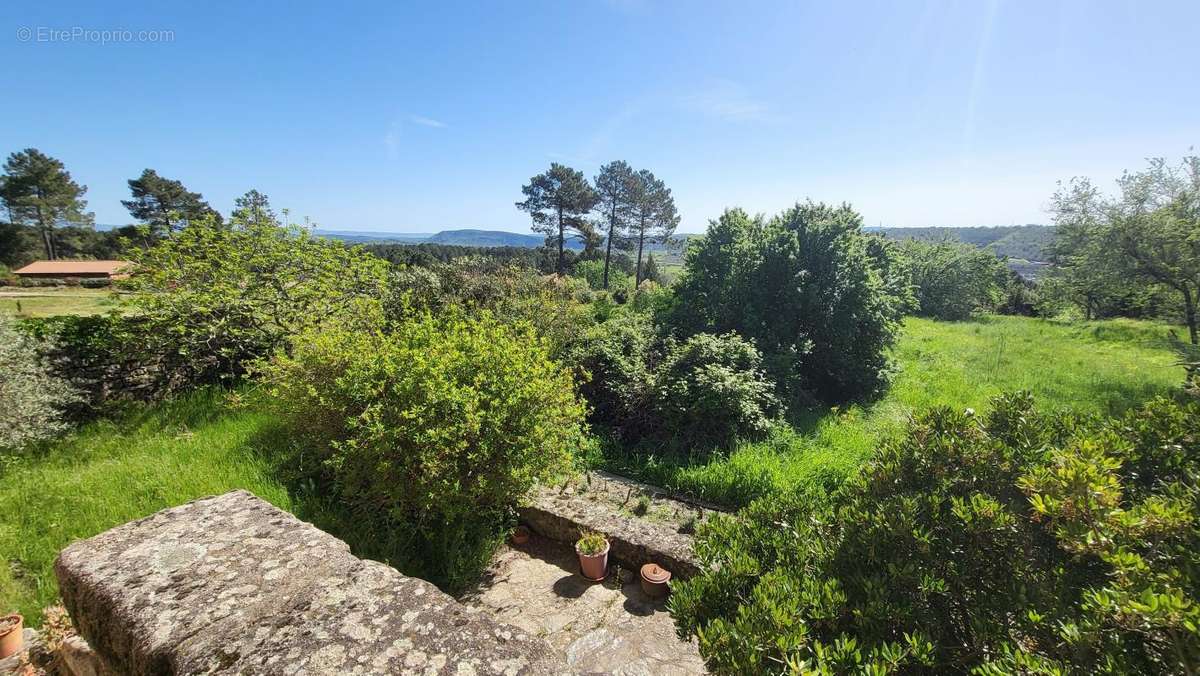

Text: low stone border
xmin=519 ymin=473 xmax=709 ymax=579
xmin=55 ymin=490 xmax=569 ymax=675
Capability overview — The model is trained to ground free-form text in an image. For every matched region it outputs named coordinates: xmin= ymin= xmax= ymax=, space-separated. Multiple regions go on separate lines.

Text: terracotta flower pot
xmin=510 ymin=525 xmax=531 ymax=546
xmin=576 ymin=540 xmax=610 ymax=582
xmin=0 ymin=613 xmax=23 ymax=660
xmin=640 ymin=563 xmax=672 ymax=598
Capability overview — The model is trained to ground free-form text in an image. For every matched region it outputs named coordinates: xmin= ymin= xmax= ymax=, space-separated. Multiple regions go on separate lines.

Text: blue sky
xmin=2 ymin=1 xmax=1197 ymax=233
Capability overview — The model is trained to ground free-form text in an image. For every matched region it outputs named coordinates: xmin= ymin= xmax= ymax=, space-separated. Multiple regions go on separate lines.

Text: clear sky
xmin=2 ymin=1 xmax=1197 ymax=233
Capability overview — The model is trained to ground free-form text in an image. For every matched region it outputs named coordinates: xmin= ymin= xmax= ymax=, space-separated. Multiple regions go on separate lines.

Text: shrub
xmin=566 ymin=313 xmax=778 ymax=451
xmin=670 ymin=393 xmax=1200 ymax=674
xmin=262 ymin=310 xmax=587 ymax=590
xmin=0 ymin=315 xmax=78 ymax=456
xmin=900 ymin=240 xmax=1008 ymax=320
xmin=564 ymin=311 xmax=656 ymax=439
xmin=387 ymin=257 xmax=593 ymax=357
xmin=123 ymin=216 xmax=389 ymax=387
xmin=654 ymin=333 xmax=778 ymax=448
xmin=670 ymin=204 xmax=907 ymax=404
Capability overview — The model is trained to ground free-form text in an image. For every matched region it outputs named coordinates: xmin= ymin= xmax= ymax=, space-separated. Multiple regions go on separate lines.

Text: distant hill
xmin=868 ymin=225 xmax=1055 ymax=262
xmin=427 ymin=229 xmax=545 ymax=248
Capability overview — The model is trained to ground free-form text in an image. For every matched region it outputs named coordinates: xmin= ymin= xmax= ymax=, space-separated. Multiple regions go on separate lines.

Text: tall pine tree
xmin=594 ymin=161 xmax=637 ymax=289
xmin=516 ymin=163 xmax=598 ymax=274
xmin=122 ymin=168 xmax=222 ymax=237
xmin=629 ymin=168 xmax=679 ymax=285
xmin=0 ymin=149 xmax=94 ymax=260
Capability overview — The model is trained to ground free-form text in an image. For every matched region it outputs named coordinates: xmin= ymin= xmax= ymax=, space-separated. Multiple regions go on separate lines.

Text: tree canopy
xmin=122 ymin=168 xmax=222 ymax=236
xmin=629 ymin=168 xmax=679 ymax=285
xmin=671 ymin=203 xmax=908 ymax=403
xmin=1051 ymin=155 xmax=1200 ymax=342
xmin=516 ymin=163 xmax=598 ymax=274
xmin=0 ymin=148 xmax=94 ymax=260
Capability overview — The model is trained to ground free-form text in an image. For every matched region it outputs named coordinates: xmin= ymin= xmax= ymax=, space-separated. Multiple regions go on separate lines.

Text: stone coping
xmin=55 ymin=490 xmax=569 ymax=675
xmin=518 ymin=473 xmax=708 ymax=580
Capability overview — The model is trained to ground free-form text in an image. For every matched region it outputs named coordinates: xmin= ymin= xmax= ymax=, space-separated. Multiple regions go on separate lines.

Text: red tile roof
xmin=13 ymin=260 xmax=133 ymax=276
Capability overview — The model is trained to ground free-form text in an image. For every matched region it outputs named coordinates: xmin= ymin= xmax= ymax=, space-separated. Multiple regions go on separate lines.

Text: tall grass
xmin=0 ymin=389 xmax=291 ymax=623
xmin=603 ymin=315 xmax=1184 ymax=507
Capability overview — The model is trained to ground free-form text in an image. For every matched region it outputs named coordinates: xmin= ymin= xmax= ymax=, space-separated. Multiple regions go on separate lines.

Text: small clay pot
xmin=577 ymin=541 xmax=610 ymax=582
xmin=0 ymin=613 xmax=23 ymax=660
xmin=640 ymin=563 xmax=671 ymax=598
xmin=510 ymin=525 xmax=531 ymax=546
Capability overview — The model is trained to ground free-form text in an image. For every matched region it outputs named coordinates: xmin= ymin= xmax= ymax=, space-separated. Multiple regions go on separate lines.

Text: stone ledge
xmin=519 ymin=475 xmax=705 ymax=579
xmin=55 ymin=490 xmax=569 ymax=675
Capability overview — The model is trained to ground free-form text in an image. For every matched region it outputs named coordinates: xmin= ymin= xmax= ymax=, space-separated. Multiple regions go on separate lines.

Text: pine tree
xmin=0 ymin=149 xmax=94 ymax=260
xmin=516 ymin=163 xmax=599 ymax=274
xmin=594 ymin=161 xmax=637 ymax=289
xmin=630 ymin=169 xmax=679 ymax=285
xmin=122 ymin=168 xmax=222 ymax=237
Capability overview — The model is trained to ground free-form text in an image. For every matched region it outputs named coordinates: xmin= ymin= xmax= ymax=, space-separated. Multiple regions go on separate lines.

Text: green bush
xmin=388 ymin=257 xmax=593 ymax=357
xmin=0 ymin=315 xmax=78 ymax=456
xmin=123 ymin=216 xmax=389 ymax=387
xmin=566 ymin=311 xmax=656 ymax=440
xmin=900 ymin=240 xmax=1008 ymax=320
xmin=670 ymin=204 xmax=907 ymax=404
xmin=261 ymin=311 xmax=587 ymax=590
xmin=654 ymin=333 xmax=779 ymax=448
xmin=567 ymin=311 xmax=778 ymax=451
xmin=670 ymin=393 xmax=1200 ymax=674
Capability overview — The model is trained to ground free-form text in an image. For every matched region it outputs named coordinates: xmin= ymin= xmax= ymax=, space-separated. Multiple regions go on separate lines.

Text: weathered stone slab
xmin=55 ymin=490 xmax=569 ymax=675
xmin=519 ymin=474 xmax=706 ymax=579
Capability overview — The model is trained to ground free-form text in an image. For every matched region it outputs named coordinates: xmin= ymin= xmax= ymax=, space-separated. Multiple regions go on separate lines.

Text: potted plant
xmin=0 ymin=613 xmax=23 ymax=660
xmin=510 ymin=525 xmax=531 ymax=546
xmin=576 ymin=531 xmax=610 ymax=582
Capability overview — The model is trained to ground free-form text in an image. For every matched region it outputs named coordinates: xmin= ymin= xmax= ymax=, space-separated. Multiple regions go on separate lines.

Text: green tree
xmin=671 ymin=203 xmax=906 ymax=403
xmin=900 ymin=239 xmax=1007 ymax=320
xmin=122 ymin=168 xmax=223 ymax=237
xmin=594 ymin=161 xmax=636 ymax=289
xmin=1051 ymin=155 xmax=1200 ymax=341
xmin=122 ymin=213 xmax=390 ymax=385
xmin=230 ymin=189 xmax=277 ymax=227
xmin=516 ymin=163 xmax=599 ymax=274
xmin=0 ymin=149 xmax=94 ymax=260
xmin=641 ymin=252 xmax=663 ymax=284
xmin=629 ymin=169 xmax=679 ymax=285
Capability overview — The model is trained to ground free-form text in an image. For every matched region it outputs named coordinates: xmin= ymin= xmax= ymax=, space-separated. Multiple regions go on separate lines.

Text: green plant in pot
xmin=576 ymin=531 xmax=610 ymax=582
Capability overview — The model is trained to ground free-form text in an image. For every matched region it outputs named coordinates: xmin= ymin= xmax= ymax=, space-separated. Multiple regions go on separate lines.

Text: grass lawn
xmin=0 ymin=390 xmax=291 ymax=623
xmin=0 ymin=288 xmax=124 ymax=317
xmin=602 ymin=315 xmax=1187 ymax=507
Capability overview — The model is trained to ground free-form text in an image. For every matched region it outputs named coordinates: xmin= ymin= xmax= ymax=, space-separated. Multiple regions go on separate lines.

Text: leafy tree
xmin=122 ymin=213 xmax=390 ymax=386
xmin=230 ymin=189 xmax=277 ymax=227
xmin=1051 ymin=155 xmax=1200 ymax=342
xmin=261 ymin=310 xmax=587 ymax=590
xmin=671 ymin=393 xmax=1200 ymax=674
xmin=594 ymin=161 xmax=637 ymax=289
xmin=0 ymin=149 xmax=94 ymax=260
xmin=122 ymin=168 xmax=223 ymax=237
xmin=516 ymin=163 xmax=599 ymax=274
xmin=629 ymin=169 xmax=680 ymax=285
xmin=900 ymin=239 xmax=1007 ymax=320
xmin=671 ymin=204 xmax=906 ymax=404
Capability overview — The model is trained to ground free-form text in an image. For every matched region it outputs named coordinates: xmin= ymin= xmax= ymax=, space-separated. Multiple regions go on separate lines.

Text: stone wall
xmin=55 ymin=490 xmax=569 ymax=675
